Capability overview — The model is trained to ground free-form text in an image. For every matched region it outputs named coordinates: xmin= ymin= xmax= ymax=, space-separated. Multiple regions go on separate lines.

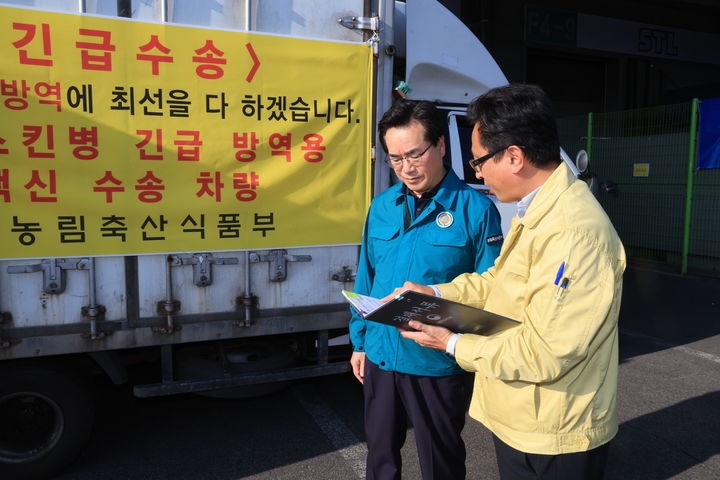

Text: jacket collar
xmin=520 ymin=162 xmax=575 ymax=229
xmin=393 ymin=169 xmax=462 ymax=211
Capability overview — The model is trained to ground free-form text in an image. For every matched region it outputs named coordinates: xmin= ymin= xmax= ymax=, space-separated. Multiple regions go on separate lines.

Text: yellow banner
xmin=0 ymin=6 xmax=372 ymax=259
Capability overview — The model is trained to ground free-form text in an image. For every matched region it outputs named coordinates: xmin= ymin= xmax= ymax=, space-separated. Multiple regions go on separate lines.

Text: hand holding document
xmin=342 ymin=290 xmax=385 ymax=317
xmin=343 ymin=290 xmax=519 ymax=335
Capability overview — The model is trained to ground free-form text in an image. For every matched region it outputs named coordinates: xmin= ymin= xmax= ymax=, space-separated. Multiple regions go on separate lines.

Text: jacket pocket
xmin=420 ymin=227 xmax=468 ymax=248
xmin=414 ymin=228 xmax=472 ymax=280
xmin=367 ymin=223 xmax=402 ymax=269
xmin=368 ymin=223 xmax=401 ymax=242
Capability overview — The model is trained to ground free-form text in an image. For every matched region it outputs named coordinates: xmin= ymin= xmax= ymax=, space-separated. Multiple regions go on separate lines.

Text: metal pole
xmin=373 ymin=0 xmax=394 ymax=196
xmin=243 ymin=251 xmax=252 ymax=327
xmin=585 ymin=111 xmax=593 ymax=165
xmin=164 ymin=257 xmax=174 ymax=331
xmin=242 ymin=5 xmax=252 ymax=327
xmin=87 ymin=257 xmax=98 ymax=338
xmin=681 ymin=98 xmax=699 ymax=275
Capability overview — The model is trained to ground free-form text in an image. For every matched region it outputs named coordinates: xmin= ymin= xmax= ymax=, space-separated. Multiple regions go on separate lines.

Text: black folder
xmin=360 ymin=290 xmax=519 ymax=335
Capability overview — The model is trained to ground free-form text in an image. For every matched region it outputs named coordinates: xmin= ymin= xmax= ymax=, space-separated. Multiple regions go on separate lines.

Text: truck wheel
xmin=0 ymin=367 xmax=95 ymax=480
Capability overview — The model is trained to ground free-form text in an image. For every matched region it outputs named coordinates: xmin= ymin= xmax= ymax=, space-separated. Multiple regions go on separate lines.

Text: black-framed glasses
xmin=385 ymin=143 xmax=433 ymax=168
xmin=468 ymin=146 xmax=509 ymax=170
xmin=468 ymin=145 xmax=524 ymax=170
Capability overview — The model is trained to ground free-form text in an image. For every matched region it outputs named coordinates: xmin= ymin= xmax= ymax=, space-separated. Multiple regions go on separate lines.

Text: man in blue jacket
xmin=349 ymin=100 xmax=503 ymax=479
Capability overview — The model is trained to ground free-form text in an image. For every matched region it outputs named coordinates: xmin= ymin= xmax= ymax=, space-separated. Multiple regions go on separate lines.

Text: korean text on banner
xmin=0 ymin=6 xmax=373 ymax=259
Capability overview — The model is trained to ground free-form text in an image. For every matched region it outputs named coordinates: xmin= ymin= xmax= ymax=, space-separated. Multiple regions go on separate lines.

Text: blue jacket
xmin=350 ymin=170 xmax=503 ymax=376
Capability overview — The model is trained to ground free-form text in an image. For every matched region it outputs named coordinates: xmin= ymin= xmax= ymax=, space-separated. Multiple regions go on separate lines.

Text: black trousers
xmin=363 ymin=359 xmax=472 ymax=480
xmin=492 ymin=433 xmax=610 ymax=480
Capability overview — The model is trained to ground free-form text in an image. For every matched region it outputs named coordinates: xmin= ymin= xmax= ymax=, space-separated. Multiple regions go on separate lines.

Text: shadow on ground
xmin=619 ymin=265 xmax=720 ymax=360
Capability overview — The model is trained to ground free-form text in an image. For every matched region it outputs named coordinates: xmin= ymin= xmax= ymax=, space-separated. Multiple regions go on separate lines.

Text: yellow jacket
xmin=437 ymin=162 xmax=626 ymax=455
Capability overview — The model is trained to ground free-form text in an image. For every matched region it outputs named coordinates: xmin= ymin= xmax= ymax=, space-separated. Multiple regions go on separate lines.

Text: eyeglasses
xmin=468 ymin=145 xmax=524 ymax=170
xmin=468 ymin=146 xmax=509 ymax=170
xmin=385 ymin=143 xmax=433 ymax=168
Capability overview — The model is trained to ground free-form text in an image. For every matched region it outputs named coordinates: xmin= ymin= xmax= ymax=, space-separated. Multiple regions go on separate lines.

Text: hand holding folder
xmin=343 ymin=289 xmax=519 ymax=335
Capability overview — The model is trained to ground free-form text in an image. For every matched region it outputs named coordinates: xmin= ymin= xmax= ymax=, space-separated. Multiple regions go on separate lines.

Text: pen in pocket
xmin=554 ymin=261 xmax=565 ymax=285
xmin=555 ymin=277 xmax=570 ymax=300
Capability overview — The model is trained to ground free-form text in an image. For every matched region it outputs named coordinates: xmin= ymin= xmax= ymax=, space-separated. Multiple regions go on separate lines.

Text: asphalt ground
xmin=54 ymin=266 xmax=720 ymax=479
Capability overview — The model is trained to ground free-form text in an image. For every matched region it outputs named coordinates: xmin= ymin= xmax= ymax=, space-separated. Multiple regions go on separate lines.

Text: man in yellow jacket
xmin=396 ymin=84 xmax=626 ymax=480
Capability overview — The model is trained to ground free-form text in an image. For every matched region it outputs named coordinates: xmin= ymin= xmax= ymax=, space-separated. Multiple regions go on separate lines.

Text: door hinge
xmin=7 ymin=258 xmax=90 ymax=294
xmin=249 ymin=249 xmax=311 ymax=282
xmin=169 ymin=253 xmax=239 ymax=286
xmin=338 ymin=15 xmax=380 ymax=55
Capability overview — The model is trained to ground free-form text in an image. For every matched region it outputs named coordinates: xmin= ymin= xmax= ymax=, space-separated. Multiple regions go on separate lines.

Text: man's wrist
xmin=430 ymin=285 xmax=442 ymax=297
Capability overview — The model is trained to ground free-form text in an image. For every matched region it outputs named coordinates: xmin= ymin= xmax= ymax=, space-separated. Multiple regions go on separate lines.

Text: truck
xmin=0 ymin=1 xmax=582 ymax=478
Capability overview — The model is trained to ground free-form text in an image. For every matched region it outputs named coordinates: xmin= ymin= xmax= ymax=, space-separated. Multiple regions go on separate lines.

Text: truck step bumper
xmin=133 ymin=362 xmax=351 ymax=397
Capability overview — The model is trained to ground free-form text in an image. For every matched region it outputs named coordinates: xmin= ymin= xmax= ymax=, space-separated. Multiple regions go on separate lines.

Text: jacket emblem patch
xmin=435 ymin=211 xmax=454 ymax=228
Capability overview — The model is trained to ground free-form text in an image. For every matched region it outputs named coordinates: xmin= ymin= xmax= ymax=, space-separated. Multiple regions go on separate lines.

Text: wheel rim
xmin=0 ymin=391 xmax=64 ymax=463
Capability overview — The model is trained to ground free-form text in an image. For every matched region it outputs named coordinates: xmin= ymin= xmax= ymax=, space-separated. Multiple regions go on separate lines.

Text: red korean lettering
xmin=24 ymin=169 xmax=57 ymax=202
xmin=135 ymin=129 xmax=163 ymax=160
xmin=69 ymin=126 xmax=99 ymax=160
xmin=12 ymin=23 xmax=53 ymax=66
xmin=76 ymin=29 xmax=116 ymax=71
xmin=0 ymin=79 xmax=31 ymax=110
xmin=93 ymin=170 xmax=124 ymax=202
xmin=192 ymin=40 xmax=226 ymax=79
xmin=136 ymin=35 xmax=173 ymax=75
xmin=196 ymin=171 xmax=224 ymax=202
xmin=301 ymin=133 xmax=326 ymax=162
xmin=22 ymin=125 xmax=55 ymax=158
xmin=0 ymin=168 xmax=10 ymax=202
xmin=175 ymin=130 xmax=202 ymax=161
xmin=135 ymin=171 xmax=164 ymax=203
xmin=232 ymin=131 xmax=259 ymax=162
xmin=268 ymin=133 xmax=291 ymax=162
xmin=0 ymin=136 xmax=9 ymax=155
xmin=34 ymin=81 xmax=62 ymax=111
xmin=232 ymin=172 xmax=259 ymax=201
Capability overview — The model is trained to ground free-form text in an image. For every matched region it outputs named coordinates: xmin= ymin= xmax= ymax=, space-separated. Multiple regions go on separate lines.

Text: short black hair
xmin=378 ymin=100 xmax=445 ymax=153
xmin=467 ymin=84 xmax=560 ymax=168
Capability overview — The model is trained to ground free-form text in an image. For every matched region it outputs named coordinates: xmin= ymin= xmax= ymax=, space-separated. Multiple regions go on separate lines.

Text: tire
xmin=0 ymin=366 xmax=95 ymax=480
